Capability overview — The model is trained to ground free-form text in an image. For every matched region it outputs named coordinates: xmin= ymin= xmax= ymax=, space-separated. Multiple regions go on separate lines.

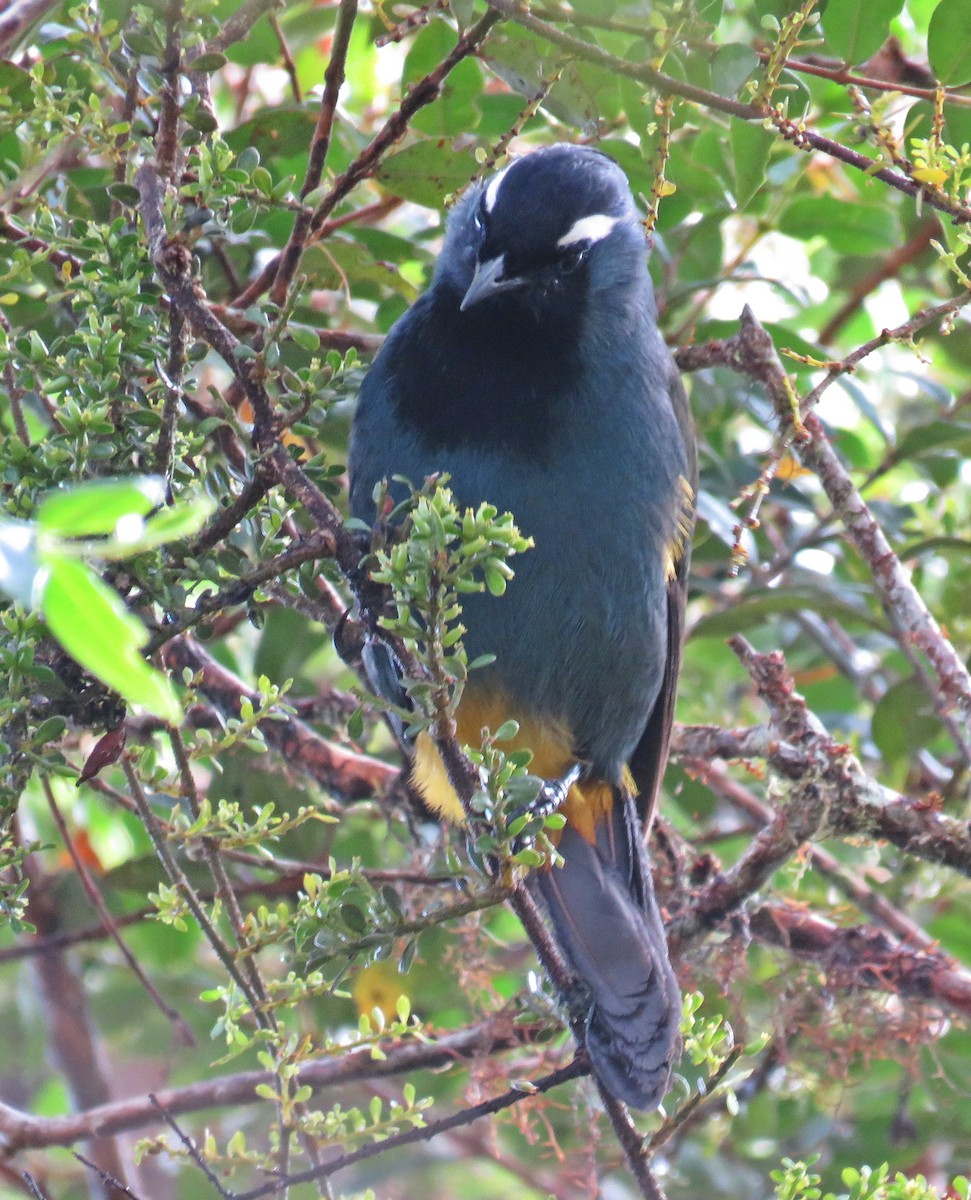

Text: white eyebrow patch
xmin=484 ymin=165 xmax=510 ymax=213
xmin=557 ymin=213 xmax=620 ymax=248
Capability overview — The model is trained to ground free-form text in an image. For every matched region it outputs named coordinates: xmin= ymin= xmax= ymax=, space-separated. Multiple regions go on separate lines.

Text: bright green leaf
xmin=375 ymin=142 xmax=477 ymax=209
xmin=37 ymin=477 xmax=166 ymax=538
xmin=823 ymin=0 xmax=905 ymax=65
xmin=730 ymin=119 xmax=774 ymax=207
xmin=929 ymin=0 xmax=971 ymax=84
xmin=40 ymin=555 xmax=180 ymax=722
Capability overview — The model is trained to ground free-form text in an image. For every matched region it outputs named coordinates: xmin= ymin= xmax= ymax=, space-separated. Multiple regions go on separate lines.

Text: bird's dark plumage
xmin=349 ymin=143 xmax=696 ymax=1110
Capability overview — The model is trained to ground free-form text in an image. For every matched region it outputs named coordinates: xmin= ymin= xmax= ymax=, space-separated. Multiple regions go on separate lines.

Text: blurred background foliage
xmin=0 ymin=0 xmax=971 ymax=1197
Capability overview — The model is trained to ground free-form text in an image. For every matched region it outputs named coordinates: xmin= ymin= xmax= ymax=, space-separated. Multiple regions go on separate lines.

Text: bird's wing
xmin=628 ymin=363 xmax=696 ymax=828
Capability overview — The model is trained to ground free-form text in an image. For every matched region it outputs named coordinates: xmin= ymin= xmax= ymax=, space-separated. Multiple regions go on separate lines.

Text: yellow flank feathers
xmin=662 ymin=473 xmax=696 ymax=582
xmin=413 ymin=683 xmax=618 ymax=844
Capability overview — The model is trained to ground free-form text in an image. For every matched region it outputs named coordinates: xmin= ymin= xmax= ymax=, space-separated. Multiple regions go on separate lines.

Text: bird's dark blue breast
xmin=382 ymin=283 xmax=585 ymax=461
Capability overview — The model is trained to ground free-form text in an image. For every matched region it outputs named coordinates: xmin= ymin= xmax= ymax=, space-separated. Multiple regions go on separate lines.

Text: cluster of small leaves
xmin=0 ymin=829 xmax=34 ymax=932
xmin=0 ymin=606 xmax=51 ymax=819
xmin=169 ymin=795 xmax=335 ymax=851
xmin=464 ymin=720 xmax=567 ymax=876
xmin=185 ymin=674 xmax=294 ymax=759
xmin=202 ymin=964 xmax=421 ymax=1060
xmin=367 ymin=483 xmax=531 ymax=728
xmin=139 ymin=1079 xmax=430 ymax=1174
xmin=772 ymin=1157 xmax=969 ymax=1200
xmin=306 ymin=862 xmax=404 ymax=950
xmin=147 ymin=878 xmax=193 ymax=932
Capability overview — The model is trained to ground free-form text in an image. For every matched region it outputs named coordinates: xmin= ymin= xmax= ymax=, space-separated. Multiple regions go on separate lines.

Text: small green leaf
xmin=289 ymin=324 xmax=320 ymax=352
xmin=871 ymin=677 xmax=942 ymax=763
xmin=189 ymin=52 xmax=228 ymax=73
xmin=375 ymin=142 xmax=476 ymax=208
xmin=449 ymin=0 xmax=474 ymax=24
xmin=484 ymin=564 xmax=507 ymax=596
xmin=100 ymin=496 xmax=215 ymax=555
xmin=0 ymin=62 xmax=32 ymax=100
xmin=710 ymin=43 xmax=759 ymax=98
xmin=347 ymin=707 xmax=365 ymax=740
xmin=185 ymin=107 xmax=219 ymax=133
xmin=730 ymin=119 xmax=773 ymax=207
xmin=512 ymin=847 xmax=545 ymax=867
xmin=32 ymin=716 xmax=67 ymax=746
xmin=778 ymin=195 xmax=898 ymax=253
xmin=107 ymin=182 xmax=142 ymax=206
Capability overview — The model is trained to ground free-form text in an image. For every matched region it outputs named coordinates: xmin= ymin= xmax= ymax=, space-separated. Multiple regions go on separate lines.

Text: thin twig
xmin=231 ymin=1060 xmax=588 ymax=1200
xmin=270 ymin=0 xmax=358 ymax=306
xmin=156 ymin=0 xmax=183 ymax=183
xmin=148 ymin=1096 xmax=235 ymax=1200
xmin=0 ymin=1012 xmax=539 ymax=1152
xmin=232 ymin=10 xmax=501 ymax=310
xmin=42 ymin=777 xmax=196 ymax=1044
xmin=122 ymin=756 xmax=266 ymax=1017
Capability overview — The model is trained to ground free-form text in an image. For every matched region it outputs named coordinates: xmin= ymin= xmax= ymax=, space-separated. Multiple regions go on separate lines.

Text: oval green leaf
xmin=37 ymin=477 xmax=166 ymax=537
xmin=41 ymin=554 xmax=180 ymax=722
xmin=823 ymin=0 xmax=905 ymax=65
xmin=929 ymin=0 xmax=971 ymax=84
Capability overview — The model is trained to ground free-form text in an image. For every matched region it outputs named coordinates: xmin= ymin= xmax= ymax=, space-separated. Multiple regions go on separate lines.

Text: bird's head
xmin=436 ymin=144 xmax=645 ymax=325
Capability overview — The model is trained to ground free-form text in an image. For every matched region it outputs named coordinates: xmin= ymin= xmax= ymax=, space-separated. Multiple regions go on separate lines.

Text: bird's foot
xmin=533 ymin=762 xmax=582 ymax=821
xmin=506 ymin=762 xmax=582 ymax=851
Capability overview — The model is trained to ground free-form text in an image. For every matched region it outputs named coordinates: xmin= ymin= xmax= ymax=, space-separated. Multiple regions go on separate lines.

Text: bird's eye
xmin=558 ymin=247 xmax=586 ymax=274
xmin=473 ymin=206 xmax=485 ymax=232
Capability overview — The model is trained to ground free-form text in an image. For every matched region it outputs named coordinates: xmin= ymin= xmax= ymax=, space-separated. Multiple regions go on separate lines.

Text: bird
xmin=348 ymin=142 xmax=696 ymax=1111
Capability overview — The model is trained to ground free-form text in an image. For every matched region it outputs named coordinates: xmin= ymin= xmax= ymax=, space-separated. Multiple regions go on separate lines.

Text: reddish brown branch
xmin=751 ymin=902 xmax=971 ymax=1017
xmin=0 ymin=1012 xmax=539 ymax=1153
xmin=160 ymin=634 xmax=397 ymax=801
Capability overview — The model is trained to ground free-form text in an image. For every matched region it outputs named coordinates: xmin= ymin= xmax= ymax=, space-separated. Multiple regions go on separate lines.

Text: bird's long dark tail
xmin=532 ymin=789 xmax=681 ymax=1110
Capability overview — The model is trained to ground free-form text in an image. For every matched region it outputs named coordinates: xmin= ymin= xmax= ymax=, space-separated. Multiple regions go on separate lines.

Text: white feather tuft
xmin=556 ymin=213 xmax=620 ymax=248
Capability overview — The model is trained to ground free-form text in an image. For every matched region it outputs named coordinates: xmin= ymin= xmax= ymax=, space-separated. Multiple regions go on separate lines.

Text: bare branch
xmin=0 ymin=1013 xmax=540 ymax=1153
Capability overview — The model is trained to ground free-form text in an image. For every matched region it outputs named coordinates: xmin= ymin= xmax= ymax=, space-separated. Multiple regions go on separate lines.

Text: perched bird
xmin=348 ymin=143 xmax=696 ymax=1110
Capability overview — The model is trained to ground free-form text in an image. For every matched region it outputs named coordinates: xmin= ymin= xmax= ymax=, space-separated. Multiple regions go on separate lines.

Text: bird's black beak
xmin=460 ymin=255 xmax=526 ymax=311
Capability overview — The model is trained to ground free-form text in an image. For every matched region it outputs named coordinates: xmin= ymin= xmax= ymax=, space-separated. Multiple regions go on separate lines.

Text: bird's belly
xmin=456 ymin=524 xmax=667 ymax=778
